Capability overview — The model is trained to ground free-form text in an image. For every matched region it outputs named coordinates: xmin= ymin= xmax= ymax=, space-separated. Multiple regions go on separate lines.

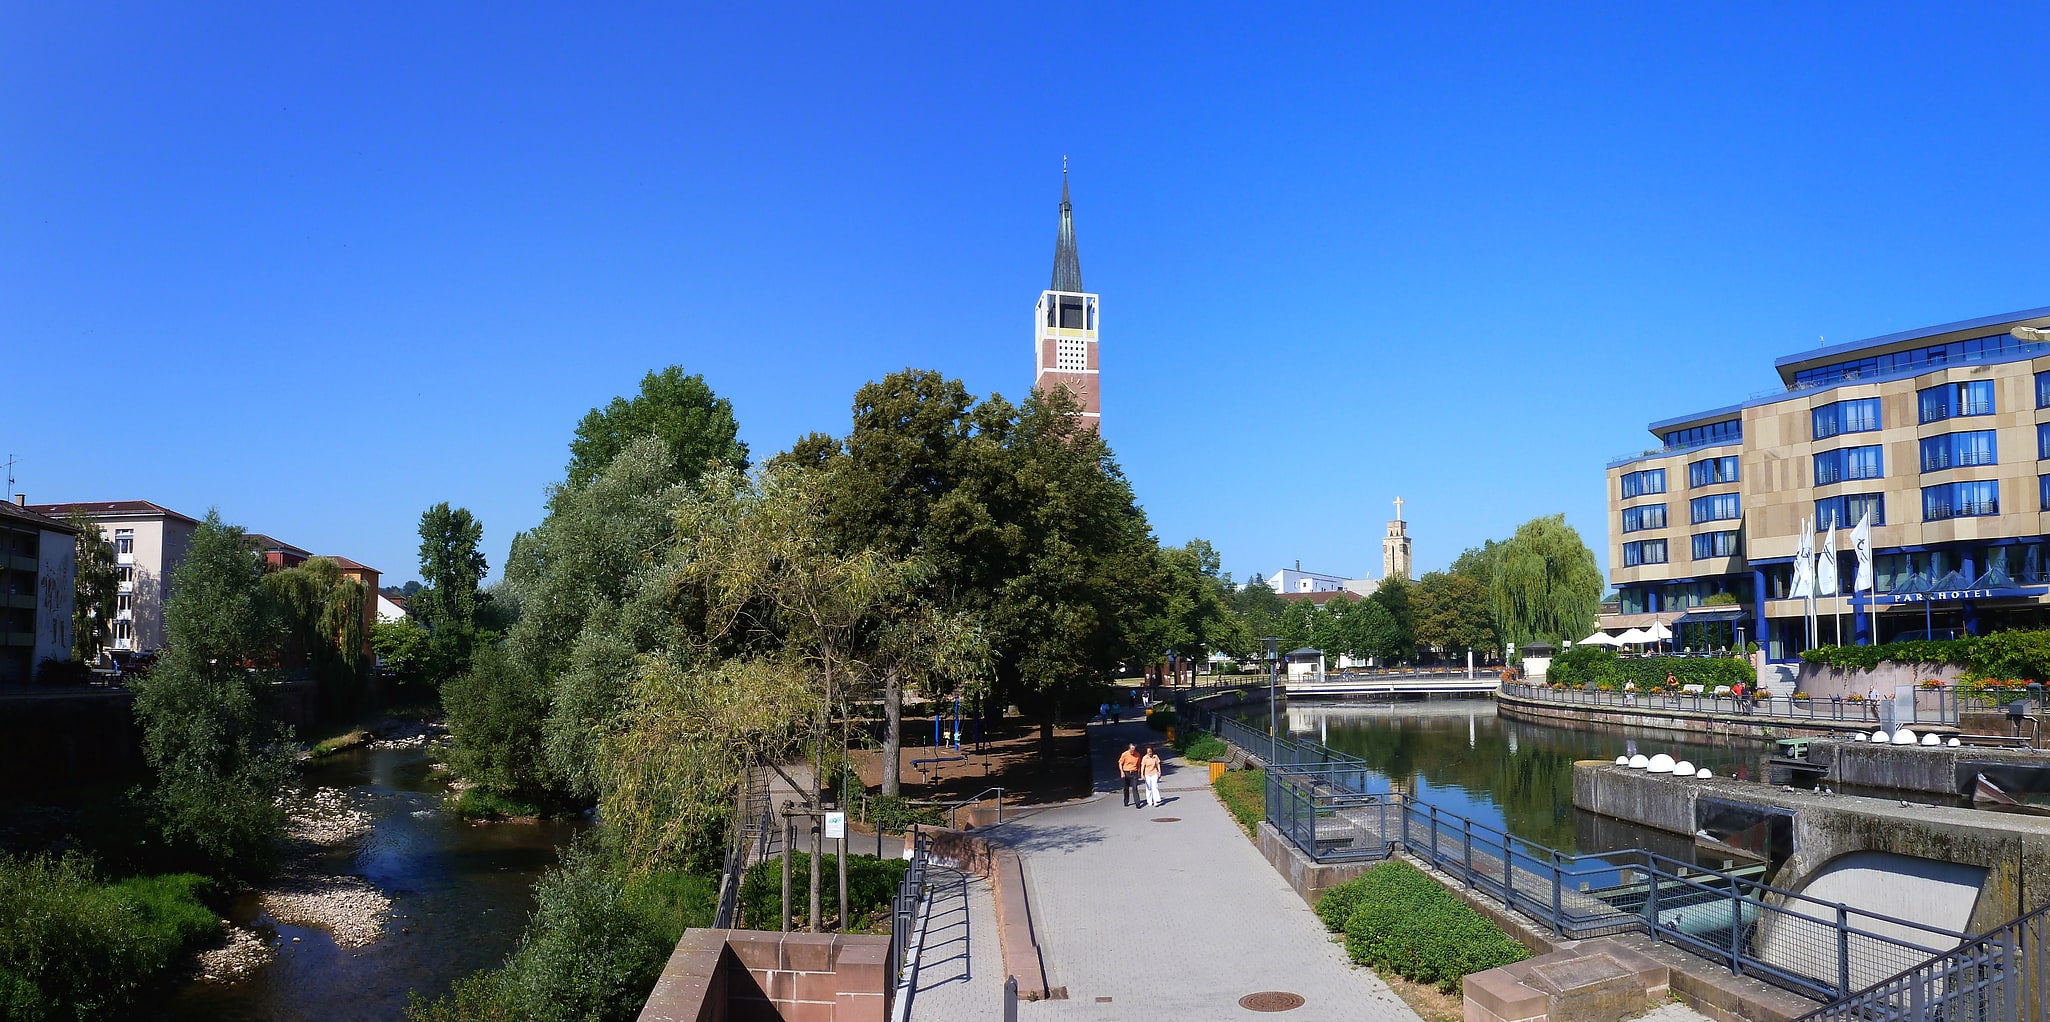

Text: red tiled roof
xmin=326 ymin=556 xmax=378 ymax=575
xmin=27 ymin=500 xmax=201 ymax=525
xmin=0 ymin=502 xmax=76 ymax=534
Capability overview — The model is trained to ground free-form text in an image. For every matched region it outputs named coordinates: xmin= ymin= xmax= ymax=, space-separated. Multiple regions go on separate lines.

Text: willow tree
xmin=267 ymin=556 xmax=369 ymax=717
xmin=1488 ymin=514 xmax=1601 ymax=652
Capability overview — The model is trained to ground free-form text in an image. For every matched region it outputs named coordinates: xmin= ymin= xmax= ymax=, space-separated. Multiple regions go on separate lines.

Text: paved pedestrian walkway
xmin=958 ymin=719 xmax=1423 ymax=1022
xmin=905 ymin=867 xmax=1004 ymax=1021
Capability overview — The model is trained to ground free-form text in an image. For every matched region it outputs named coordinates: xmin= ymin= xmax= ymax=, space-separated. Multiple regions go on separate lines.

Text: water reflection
xmin=159 ymin=745 xmax=580 ymax=1022
xmin=1283 ymin=698 xmax=1773 ymax=855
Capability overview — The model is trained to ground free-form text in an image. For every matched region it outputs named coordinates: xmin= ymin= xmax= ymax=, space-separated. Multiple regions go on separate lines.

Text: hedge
xmin=1800 ymin=630 xmax=2050 ymax=689
xmin=1544 ymin=646 xmax=1749 ymax=692
xmin=738 ymin=853 xmax=908 ymax=932
xmin=1172 ymin=728 xmax=1229 ymax=763
xmin=1317 ymin=861 xmax=1529 ymax=994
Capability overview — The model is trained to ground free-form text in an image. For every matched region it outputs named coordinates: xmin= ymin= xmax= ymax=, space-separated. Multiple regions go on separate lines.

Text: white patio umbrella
xmin=1645 ymin=622 xmax=1673 ymax=642
xmin=1615 ymin=627 xmax=1652 ymax=646
xmin=1579 ymin=631 xmax=1622 ymax=646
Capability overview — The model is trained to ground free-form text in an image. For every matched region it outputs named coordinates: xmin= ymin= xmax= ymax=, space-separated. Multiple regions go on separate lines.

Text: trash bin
xmin=1209 ymin=761 xmax=1228 ymax=783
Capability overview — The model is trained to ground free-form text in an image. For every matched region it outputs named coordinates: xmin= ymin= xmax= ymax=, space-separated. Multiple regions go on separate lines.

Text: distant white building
xmin=1263 ymin=564 xmax=1350 ymax=594
xmin=376 ymin=594 xmax=408 ymax=624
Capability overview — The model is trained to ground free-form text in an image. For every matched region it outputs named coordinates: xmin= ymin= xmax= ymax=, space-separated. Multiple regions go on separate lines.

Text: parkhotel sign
xmin=1873 ymin=586 xmax=2048 ymax=605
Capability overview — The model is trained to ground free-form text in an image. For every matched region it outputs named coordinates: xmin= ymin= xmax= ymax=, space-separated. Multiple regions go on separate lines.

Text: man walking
xmin=1118 ymin=743 xmax=1140 ymax=806
xmin=1141 ymin=746 xmax=1163 ymax=808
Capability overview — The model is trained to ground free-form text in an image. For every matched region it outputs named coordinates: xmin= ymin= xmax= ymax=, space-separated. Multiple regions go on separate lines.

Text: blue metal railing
xmin=886 ymin=828 xmax=930 ymax=1017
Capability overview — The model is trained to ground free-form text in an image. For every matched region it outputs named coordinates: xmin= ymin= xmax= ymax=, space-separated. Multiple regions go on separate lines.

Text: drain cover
xmin=1150 ymin=816 xmax=1181 ymax=823
xmin=1239 ymin=991 xmax=1306 ymax=1012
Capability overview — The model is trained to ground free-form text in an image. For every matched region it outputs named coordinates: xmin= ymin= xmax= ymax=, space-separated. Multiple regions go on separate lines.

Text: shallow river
xmin=159 ymin=744 xmax=580 ymax=1022
xmin=1281 ymin=698 xmax=1776 ymax=857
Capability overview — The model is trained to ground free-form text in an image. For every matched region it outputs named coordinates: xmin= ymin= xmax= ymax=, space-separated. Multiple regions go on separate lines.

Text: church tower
xmin=1383 ymin=497 xmax=1413 ymax=581
xmin=1034 ymin=168 xmax=1100 ymax=428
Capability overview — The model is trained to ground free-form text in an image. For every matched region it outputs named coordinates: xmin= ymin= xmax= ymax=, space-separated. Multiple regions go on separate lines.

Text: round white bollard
xmin=1893 ymin=729 xmax=1918 ymax=746
xmin=1647 ymin=754 xmax=1676 ymax=774
xmin=1615 ymin=756 xmax=1630 ymax=765
xmin=1628 ymin=754 xmax=1650 ymax=769
xmin=1696 ymin=768 xmax=1713 ymax=778
xmin=1871 ymin=731 xmax=1890 ymax=743
xmin=1851 ymin=732 xmax=1866 ymax=741
xmin=1948 ymin=737 xmax=1962 ymax=747
xmin=1672 ymin=760 xmax=1696 ymax=777
xmin=1921 ymin=733 xmax=1941 ymax=746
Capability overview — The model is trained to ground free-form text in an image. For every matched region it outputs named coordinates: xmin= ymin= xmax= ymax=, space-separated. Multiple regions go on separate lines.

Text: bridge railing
xmin=1793 ymin=897 xmax=2049 ymax=1022
xmin=1201 ymin=714 xmax=1976 ymax=1004
xmin=1503 ymin=681 xmax=1967 ymax=727
xmin=886 ymin=828 xmax=930 ymax=1015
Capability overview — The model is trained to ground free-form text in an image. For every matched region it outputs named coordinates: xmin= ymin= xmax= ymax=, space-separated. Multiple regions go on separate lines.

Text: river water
xmin=1283 ymin=698 xmax=1776 ymax=857
xmin=159 ymin=744 xmax=580 ymax=1022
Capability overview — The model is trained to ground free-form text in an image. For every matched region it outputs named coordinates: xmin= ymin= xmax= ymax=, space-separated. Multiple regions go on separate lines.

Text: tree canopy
xmin=1488 ymin=513 xmax=1601 ymax=650
xmin=564 ymin=367 xmax=748 ymax=494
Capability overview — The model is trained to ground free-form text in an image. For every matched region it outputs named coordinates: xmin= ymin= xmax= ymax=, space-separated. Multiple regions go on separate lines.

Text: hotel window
xmin=113 ymin=528 xmax=133 ymax=555
xmin=1688 ymin=456 xmax=1739 ymax=487
xmin=1917 ymin=380 xmax=1996 ymax=423
xmin=2042 ymin=475 xmax=2050 ymax=511
xmin=1622 ymin=539 xmax=1668 ymax=566
xmin=2040 ymin=422 xmax=2050 ymax=460
xmin=1811 ymin=398 xmax=1881 ymax=440
xmin=1661 ymin=419 xmax=1741 ymax=451
xmin=113 ymin=620 xmax=132 ymax=643
xmin=2039 ymin=371 xmax=2050 ymax=409
xmin=1815 ymin=493 xmax=1884 ymax=530
xmin=116 ymin=594 xmax=132 ymax=613
xmin=1621 ymin=504 xmax=1667 ymax=533
xmin=1691 ymin=531 xmax=1741 ymax=559
xmin=1922 ymin=480 xmax=2000 ymax=521
xmin=1689 ymin=493 xmax=1740 ymax=524
xmin=1619 ymin=468 xmax=1666 ymax=499
xmin=1919 ymin=430 xmax=1999 ymax=472
xmin=1814 ymin=445 xmax=1884 ymax=485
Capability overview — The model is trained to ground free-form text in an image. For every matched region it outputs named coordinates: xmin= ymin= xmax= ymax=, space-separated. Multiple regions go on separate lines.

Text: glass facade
xmin=1814 ymin=445 xmax=1884 ymax=485
xmin=1919 ymin=430 xmax=1999 ymax=472
xmin=1917 ymin=380 xmax=1996 ymax=423
xmin=1689 ymin=493 xmax=1740 ymax=524
xmin=1922 ymin=480 xmax=2000 ymax=521
xmin=1661 ymin=419 xmax=1740 ymax=451
xmin=1622 ymin=539 xmax=1668 ymax=566
xmin=1688 ymin=455 xmax=1739 ymax=487
xmin=2040 ymin=422 xmax=2050 ymax=460
xmin=1791 ymin=332 xmax=2040 ymax=389
xmin=1691 ymin=531 xmax=1740 ymax=559
xmin=1622 ymin=504 xmax=1667 ymax=532
xmin=1811 ymin=398 xmax=1881 ymax=440
xmin=2038 ymin=370 xmax=2050 ymax=409
xmin=1815 ymin=493 xmax=1884 ymax=530
xmin=1619 ymin=468 xmax=1666 ymax=498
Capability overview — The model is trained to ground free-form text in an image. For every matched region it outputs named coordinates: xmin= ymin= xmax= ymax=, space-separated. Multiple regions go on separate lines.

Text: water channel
xmin=1278 ymin=697 xmax=1776 ymax=859
xmin=159 ymin=743 xmax=581 ymax=1022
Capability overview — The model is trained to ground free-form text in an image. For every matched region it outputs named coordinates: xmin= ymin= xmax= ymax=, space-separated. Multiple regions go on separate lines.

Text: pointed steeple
xmin=1051 ymin=164 xmax=1082 ymax=293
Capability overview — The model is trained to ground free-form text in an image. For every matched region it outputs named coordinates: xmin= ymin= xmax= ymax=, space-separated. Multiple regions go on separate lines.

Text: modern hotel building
xmin=1604 ymin=306 xmax=2050 ymax=661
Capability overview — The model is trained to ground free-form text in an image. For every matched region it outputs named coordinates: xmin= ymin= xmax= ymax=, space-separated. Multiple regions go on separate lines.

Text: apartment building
xmin=0 ymin=499 xmax=77 ymax=682
xmin=29 ymin=500 xmax=199 ymax=654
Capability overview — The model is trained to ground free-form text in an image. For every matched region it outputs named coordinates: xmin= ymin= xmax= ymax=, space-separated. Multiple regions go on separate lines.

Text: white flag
xmin=1852 ymin=509 xmax=1874 ymax=593
xmin=1791 ymin=517 xmax=1815 ymax=599
xmin=1818 ymin=514 xmax=1839 ymax=596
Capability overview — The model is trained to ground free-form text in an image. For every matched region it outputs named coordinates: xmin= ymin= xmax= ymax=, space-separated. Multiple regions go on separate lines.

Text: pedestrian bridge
xmin=1283 ymin=672 xmax=1501 ymax=697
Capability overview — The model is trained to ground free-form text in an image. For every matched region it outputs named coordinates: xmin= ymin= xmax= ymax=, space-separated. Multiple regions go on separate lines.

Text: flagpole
xmin=1832 ymin=513 xmax=1842 ymax=647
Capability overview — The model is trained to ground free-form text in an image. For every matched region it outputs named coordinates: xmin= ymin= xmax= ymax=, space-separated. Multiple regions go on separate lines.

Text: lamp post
xmin=1263 ymin=636 xmax=1281 ymax=769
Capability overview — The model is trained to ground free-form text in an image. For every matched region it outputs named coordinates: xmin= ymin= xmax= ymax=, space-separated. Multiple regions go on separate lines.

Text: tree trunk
xmin=881 ymin=667 xmax=902 ymax=797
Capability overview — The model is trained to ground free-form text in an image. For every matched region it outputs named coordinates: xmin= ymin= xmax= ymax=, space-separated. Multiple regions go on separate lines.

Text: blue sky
xmin=7 ymin=4 xmax=2050 ymax=589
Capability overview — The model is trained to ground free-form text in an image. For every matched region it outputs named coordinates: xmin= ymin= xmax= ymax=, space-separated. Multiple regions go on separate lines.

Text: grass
xmin=309 ymin=729 xmax=372 ymax=758
xmin=1213 ymin=768 xmax=1265 ymax=838
xmin=448 ymin=788 xmax=543 ymax=819
xmin=0 ymin=853 xmax=221 ymax=1019
xmin=1318 ymin=860 xmax=1529 ymax=995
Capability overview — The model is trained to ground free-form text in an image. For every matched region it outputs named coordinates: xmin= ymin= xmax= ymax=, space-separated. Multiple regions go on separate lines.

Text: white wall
xmin=35 ymin=528 xmax=75 ymax=665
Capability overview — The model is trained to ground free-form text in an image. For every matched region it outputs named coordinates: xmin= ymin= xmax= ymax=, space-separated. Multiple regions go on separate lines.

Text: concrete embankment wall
xmin=1810 ymin=739 xmax=2050 ymax=797
xmin=1496 ymin=688 xmax=1863 ymax=739
xmin=1573 ymin=761 xmax=2050 ymax=934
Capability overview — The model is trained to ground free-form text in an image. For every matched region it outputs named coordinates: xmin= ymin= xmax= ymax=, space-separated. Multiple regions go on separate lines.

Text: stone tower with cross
xmin=1383 ymin=497 xmax=1413 ymax=581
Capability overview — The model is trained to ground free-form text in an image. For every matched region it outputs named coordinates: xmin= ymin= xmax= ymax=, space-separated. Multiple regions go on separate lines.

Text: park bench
xmin=1680 ymin=684 xmax=1706 ymax=696
xmin=1712 ymin=685 xmax=1734 ymax=697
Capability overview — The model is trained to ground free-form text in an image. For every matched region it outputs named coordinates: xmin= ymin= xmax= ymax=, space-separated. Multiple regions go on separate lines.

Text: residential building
xmin=0 ymin=499 xmax=76 ymax=682
xmin=1602 ymin=305 xmax=2050 ymax=662
xmin=1265 ymin=564 xmax=1350 ymax=595
xmin=375 ymin=593 xmax=408 ymax=624
xmin=250 ymin=534 xmax=312 ymax=569
xmin=1033 ymin=169 xmax=1101 ymax=429
xmin=28 ymin=501 xmax=199 ymax=654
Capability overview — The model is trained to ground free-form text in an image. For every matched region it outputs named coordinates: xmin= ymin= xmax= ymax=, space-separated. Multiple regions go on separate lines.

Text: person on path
xmin=1141 ymin=747 xmax=1163 ymax=808
xmin=1118 ymin=744 xmax=1140 ymax=806
xmin=1099 ymin=701 xmax=1110 ymax=725
xmin=1867 ymin=685 xmax=1882 ymax=722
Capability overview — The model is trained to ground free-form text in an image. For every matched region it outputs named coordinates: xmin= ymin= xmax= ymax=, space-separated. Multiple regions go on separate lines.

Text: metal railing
xmin=1184 ymin=698 xmax=1980 ymax=1004
xmin=1795 ymin=898 xmax=2050 ymax=1022
xmin=1502 ymin=681 xmax=1973 ymax=728
xmin=886 ymin=828 xmax=931 ymax=1015
xmin=941 ymin=787 xmax=1005 ymax=829
xmin=712 ymin=765 xmax=775 ymax=928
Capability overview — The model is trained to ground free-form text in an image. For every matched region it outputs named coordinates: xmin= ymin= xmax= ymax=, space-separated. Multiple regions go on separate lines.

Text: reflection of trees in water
xmin=1300 ymin=701 xmax=1773 ymax=853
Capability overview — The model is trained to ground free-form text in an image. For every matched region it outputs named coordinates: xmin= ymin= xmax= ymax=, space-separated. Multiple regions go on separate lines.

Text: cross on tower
xmin=1393 ymin=496 xmax=1404 ymax=522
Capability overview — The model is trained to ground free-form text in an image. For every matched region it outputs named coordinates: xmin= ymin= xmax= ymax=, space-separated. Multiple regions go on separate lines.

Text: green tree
xmin=266 ymin=556 xmax=369 ymax=717
xmin=129 ymin=511 xmax=292 ymax=877
xmin=1226 ymin=576 xmax=1287 ymax=656
xmin=370 ymin=617 xmax=431 ymax=685
xmin=1412 ymin=571 xmax=1498 ymax=660
xmin=563 ymin=366 xmax=748 ymax=493
xmin=1489 ymin=514 xmax=1601 ymax=650
xmin=442 ymin=644 xmax=553 ymax=803
xmin=415 ymin=503 xmax=489 ymax=680
xmin=68 ymin=514 xmax=118 ymax=663
xmin=1140 ymin=540 xmax=1239 ymax=684
xmin=1344 ymin=600 xmax=1404 ymax=664
xmin=1369 ymin=575 xmax=1416 ymax=661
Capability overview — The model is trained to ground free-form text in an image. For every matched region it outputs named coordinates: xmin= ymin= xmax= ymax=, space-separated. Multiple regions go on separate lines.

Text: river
xmin=159 ymin=743 xmax=581 ymax=1022
xmin=1281 ymin=697 xmax=1776 ymax=857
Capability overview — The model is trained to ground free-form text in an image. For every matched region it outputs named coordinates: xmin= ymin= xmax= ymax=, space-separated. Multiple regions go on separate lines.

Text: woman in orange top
xmin=1140 ymin=747 xmax=1163 ymax=808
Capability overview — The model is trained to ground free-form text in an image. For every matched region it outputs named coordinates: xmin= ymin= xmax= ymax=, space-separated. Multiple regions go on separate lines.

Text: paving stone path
xmin=915 ymin=718 xmax=1423 ymax=1022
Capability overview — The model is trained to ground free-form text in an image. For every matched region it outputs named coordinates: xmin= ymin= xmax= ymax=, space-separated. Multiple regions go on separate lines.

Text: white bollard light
xmin=1615 ymin=756 xmax=1630 ymax=765
xmin=1871 ymin=731 xmax=1890 ymax=743
xmin=1672 ymin=760 xmax=1695 ymax=777
xmin=1628 ymin=754 xmax=1650 ymax=769
xmin=1647 ymin=754 xmax=1676 ymax=774
xmin=1893 ymin=729 xmax=1918 ymax=746
xmin=1696 ymin=767 xmax=1713 ymax=778
xmin=1921 ymin=734 xmax=1941 ymax=746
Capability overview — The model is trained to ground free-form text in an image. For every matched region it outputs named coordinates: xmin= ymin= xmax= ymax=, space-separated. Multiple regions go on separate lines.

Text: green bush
xmin=1329 ymin=860 xmax=1528 ymax=994
xmin=1314 ymin=879 xmax=1366 ymax=932
xmin=449 ymin=787 xmax=543 ymax=820
xmin=737 ymin=853 xmax=910 ymax=932
xmin=864 ymin=795 xmax=941 ymax=833
xmin=1799 ymin=630 xmax=2050 ymax=686
xmin=1800 ymin=639 xmax=1972 ymax=672
xmin=1172 ymin=728 xmax=1229 ymax=763
xmin=1544 ymin=647 xmax=1749 ymax=692
xmin=0 ymin=853 xmax=220 ymax=1020
xmin=1145 ymin=706 xmax=1178 ymax=732
xmin=1213 ymin=768 xmax=1265 ymax=837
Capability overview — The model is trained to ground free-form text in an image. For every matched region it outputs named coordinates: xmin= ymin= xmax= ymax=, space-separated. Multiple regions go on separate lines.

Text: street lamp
xmin=1263 ymin=636 xmax=1281 ymax=769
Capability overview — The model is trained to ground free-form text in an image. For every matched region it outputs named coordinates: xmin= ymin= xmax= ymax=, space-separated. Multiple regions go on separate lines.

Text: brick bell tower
xmin=1034 ymin=164 xmax=1100 ymax=429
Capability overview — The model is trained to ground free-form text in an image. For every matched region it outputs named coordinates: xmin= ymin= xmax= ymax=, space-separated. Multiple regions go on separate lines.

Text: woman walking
xmin=1141 ymin=746 xmax=1163 ymax=808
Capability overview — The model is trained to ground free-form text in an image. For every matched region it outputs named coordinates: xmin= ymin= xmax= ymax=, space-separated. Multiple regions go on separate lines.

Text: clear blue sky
xmin=8 ymin=5 xmax=2050 ymax=589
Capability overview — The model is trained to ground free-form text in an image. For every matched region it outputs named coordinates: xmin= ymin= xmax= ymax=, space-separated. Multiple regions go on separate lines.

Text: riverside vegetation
xmin=1316 ymin=860 xmax=1528 ymax=994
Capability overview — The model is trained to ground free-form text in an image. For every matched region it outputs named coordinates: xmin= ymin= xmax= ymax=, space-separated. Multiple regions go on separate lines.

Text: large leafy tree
xmin=1368 ymin=575 xmax=1416 ymax=661
xmin=130 ymin=511 xmax=292 ymax=876
xmin=416 ymin=503 xmax=490 ymax=679
xmin=1412 ymin=570 xmax=1499 ymax=660
xmin=1142 ymin=539 xmax=1239 ymax=682
xmin=67 ymin=513 xmax=118 ymax=663
xmin=1226 ymin=576 xmax=1287 ymax=656
xmin=266 ymin=556 xmax=369 ymax=716
xmin=564 ymin=367 xmax=748 ymax=494
xmin=1489 ymin=514 xmax=1602 ymax=650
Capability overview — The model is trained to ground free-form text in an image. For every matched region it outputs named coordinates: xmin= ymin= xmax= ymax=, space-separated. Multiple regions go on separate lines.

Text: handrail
xmin=1792 ymin=896 xmax=2050 ymax=1022
xmin=942 ymin=786 xmax=1006 ymax=829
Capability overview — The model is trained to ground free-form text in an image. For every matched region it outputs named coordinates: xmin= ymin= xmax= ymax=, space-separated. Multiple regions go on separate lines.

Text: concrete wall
xmin=34 ymin=527 xmax=75 ymax=668
xmin=1792 ymin=662 xmax=1963 ymax=700
xmin=635 ymin=929 xmax=889 ymax=1022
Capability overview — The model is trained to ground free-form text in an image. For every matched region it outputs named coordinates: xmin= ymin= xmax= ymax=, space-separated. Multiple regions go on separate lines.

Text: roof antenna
xmin=3 ymin=454 xmax=16 ymax=496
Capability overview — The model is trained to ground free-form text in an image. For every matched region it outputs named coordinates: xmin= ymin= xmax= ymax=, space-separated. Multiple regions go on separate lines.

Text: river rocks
xmin=261 ymin=872 xmax=392 ymax=949
xmin=369 ymin=719 xmax=447 ymax=750
xmin=196 ymin=925 xmax=273 ymax=982
xmin=280 ymin=786 xmax=373 ymax=847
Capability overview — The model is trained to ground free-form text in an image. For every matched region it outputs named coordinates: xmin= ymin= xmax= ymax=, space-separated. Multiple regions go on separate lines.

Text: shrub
xmin=738 ymin=853 xmax=910 ymax=932
xmin=1213 ymin=769 xmax=1265 ymax=837
xmin=1314 ymin=880 xmax=1366 ymax=932
xmin=1331 ymin=860 xmax=1528 ymax=994
xmin=1146 ymin=706 xmax=1178 ymax=732
xmin=1173 ymin=728 xmax=1229 ymax=763
xmin=864 ymin=795 xmax=941 ymax=833
xmin=1545 ymin=648 xmax=1748 ymax=692
xmin=0 ymin=853 xmax=220 ymax=1020
xmin=449 ymin=787 xmax=543 ymax=819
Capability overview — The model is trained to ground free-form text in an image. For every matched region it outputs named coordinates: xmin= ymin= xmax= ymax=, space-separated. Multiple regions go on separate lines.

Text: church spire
xmin=1051 ymin=162 xmax=1082 ymax=292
